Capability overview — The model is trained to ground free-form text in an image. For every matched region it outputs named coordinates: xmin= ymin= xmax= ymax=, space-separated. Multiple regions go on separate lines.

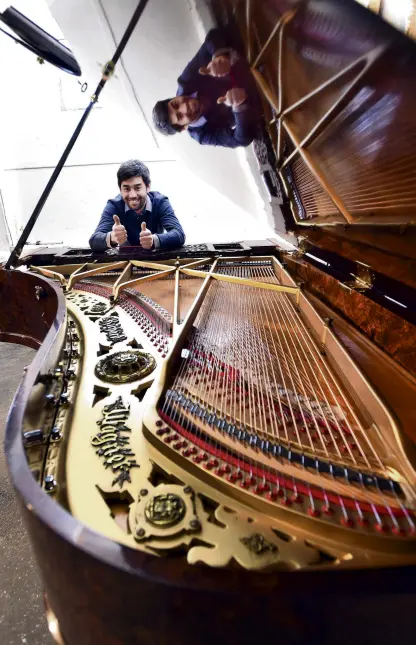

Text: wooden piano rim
xmin=4 ymin=269 xmax=416 ymax=594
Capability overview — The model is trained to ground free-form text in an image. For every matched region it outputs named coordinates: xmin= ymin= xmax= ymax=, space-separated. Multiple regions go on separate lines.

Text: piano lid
xmin=235 ymin=0 xmax=416 ymax=289
xmin=248 ymin=0 xmax=416 ymax=229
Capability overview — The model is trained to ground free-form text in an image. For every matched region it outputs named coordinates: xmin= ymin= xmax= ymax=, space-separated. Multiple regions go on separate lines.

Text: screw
xmin=51 ymin=427 xmax=62 ymax=441
xmin=136 ymin=528 xmax=145 ymax=537
xmin=35 ymin=286 xmax=46 ymax=299
xmin=140 ymin=489 xmax=148 ymax=496
xmin=183 ymin=486 xmax=193 ymax=494
xmin=44 ymin=475 xmax=57 ymax=492
xmin=189 ymin=519 xmax=201 ymax=531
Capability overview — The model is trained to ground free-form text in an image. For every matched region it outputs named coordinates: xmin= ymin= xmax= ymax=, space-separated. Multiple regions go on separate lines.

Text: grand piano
xmin=1 ymin=1 xmax=416 ymax=644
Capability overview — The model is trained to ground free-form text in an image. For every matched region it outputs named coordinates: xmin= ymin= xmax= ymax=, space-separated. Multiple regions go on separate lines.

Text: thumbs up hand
xmin=199 ymin=54 xmax=231 ymax=78
xmin=111 ymin=215 xmax=127 ymax=245
xmin=140 ymin=221 xmax=153 ymax=249
xmin=217 ymin=87 xmax=247 ymax=108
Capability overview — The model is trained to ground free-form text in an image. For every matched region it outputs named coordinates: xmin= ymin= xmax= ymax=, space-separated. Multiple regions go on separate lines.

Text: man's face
xmin=168 ymin=96 xmax=201 ymax=128
xmin=120 ymin=175 xmax=149 ymax=212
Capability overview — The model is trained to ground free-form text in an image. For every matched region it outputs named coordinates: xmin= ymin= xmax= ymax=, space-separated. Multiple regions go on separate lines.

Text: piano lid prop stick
xmin=5 ymin=0 xmax=150 ymax=270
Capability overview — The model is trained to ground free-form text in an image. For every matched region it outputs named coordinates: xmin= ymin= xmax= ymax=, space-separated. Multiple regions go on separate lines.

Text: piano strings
xmin=159 ymin=259 xmax=415 ymax=535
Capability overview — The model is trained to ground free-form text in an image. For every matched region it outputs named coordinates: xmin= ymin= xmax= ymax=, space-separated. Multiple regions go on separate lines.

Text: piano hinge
xmin=290 ymin=236 xmax=309 ymax=258
xmin=344 ymin=261 xmax=374 ymax=293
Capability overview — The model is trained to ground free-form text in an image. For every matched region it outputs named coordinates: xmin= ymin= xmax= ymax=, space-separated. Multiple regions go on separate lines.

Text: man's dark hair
xmin=153 ymin=99 xmax=184 ymax=136
xmin=117 ymin=160 xmax=151 ymax=188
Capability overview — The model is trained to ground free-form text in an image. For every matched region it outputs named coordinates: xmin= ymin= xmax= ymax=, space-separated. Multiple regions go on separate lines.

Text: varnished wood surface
xmin=223 ymin=0 xmax=416 ymax=230
xmin=0 ymin=269 xmax=61 ymax=348
xmin=307 ymin=292 xmax=416 ymax=447
xmin=284 ymin=256 xmax=416 ymax=377
xmin=20 ymin=491 xmax=416 ymax=645
xmin=301 ymin=228 xmax=416 ymax=289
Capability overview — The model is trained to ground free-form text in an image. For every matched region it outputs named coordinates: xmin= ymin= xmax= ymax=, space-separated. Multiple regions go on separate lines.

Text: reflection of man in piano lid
xmin=152 ymin=28 xmax=261 ymax=148
xmin=89 ymin=159 xmax=185 ymax=253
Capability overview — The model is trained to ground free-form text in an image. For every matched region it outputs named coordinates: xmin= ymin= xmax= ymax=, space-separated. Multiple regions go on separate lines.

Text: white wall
xmin=4 ymin=162 xmax=275 ymax=247
xmin=0 ymin=170 xmax=11 ymax=249
xmin=0 ymin=0 xmax=277 ymax=254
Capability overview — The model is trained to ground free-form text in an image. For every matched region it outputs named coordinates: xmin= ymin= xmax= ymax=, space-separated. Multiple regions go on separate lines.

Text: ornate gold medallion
xmin=95 ymin=350 xmax=156 ymax=383
xmin=144 ymin=493 xmax=186 ymax=527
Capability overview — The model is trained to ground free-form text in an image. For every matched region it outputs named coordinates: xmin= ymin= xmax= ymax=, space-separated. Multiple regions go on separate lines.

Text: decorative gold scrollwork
xmin=187 ymin=506 xmax=320 ymax=570
xmin=240 ymin=533 xmax=277 ymax=555
xmin=98 ymin=312 xmax=127 ymax=345
xmin=91 ymin=397 xmax=139 ymax=487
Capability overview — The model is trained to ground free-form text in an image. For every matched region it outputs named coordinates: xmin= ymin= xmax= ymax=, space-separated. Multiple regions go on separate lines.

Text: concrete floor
xmin=0 ymin=343 xmax=50 ymax=645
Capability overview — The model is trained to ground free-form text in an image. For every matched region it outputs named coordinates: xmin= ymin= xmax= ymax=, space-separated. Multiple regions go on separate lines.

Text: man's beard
xmin=189 ymin=97 xmax=201 ymax=121
xmin=128 ymin=196 xmax=146 ymax=212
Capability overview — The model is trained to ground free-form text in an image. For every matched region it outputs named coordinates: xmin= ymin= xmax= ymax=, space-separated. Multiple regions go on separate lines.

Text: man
xmin=89 ymin=160 xmax=185 ymax=252
xmin=152 ymin=27 xmax=260 ymax=148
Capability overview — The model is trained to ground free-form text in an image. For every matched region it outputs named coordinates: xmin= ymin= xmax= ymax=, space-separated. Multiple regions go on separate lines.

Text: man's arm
xmin=89 ymin=202 xmax=117 ymax=252
xmin=155 ymin=197 xmax=185 ymax=249
xmin=189 ymin=107 xmax=257 ymax=148
xmin=178 ymin=28 xmax=232 ymax=90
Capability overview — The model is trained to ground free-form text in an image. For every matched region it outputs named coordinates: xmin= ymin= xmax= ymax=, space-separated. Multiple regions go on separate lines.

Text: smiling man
xmin=89 ymin=160 xmax=185 ymax=252
xmin=152 ymin=28 xmax=260 ymax=148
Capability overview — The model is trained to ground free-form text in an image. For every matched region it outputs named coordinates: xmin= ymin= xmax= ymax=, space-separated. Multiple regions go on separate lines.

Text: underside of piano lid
xmin=234 ymin=0 xmax=416 ymax=226
xmin=215 ymin=0 xmax=414 ymax=283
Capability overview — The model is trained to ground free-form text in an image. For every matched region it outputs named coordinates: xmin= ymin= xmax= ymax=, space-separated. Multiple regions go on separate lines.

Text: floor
xmin=0 ymin=343 xmax=51 ymax=645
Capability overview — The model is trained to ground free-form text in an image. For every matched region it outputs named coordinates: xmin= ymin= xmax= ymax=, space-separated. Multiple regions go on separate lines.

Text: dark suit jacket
xmin=89 ymin=192 xmax=185 ymax=253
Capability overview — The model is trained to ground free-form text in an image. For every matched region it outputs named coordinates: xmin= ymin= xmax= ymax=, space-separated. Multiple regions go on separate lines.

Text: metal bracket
xmin=345 ymin=262 xmax=374 ymax=292
xmin=283 ymin=237 xmax=308 ymax=261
